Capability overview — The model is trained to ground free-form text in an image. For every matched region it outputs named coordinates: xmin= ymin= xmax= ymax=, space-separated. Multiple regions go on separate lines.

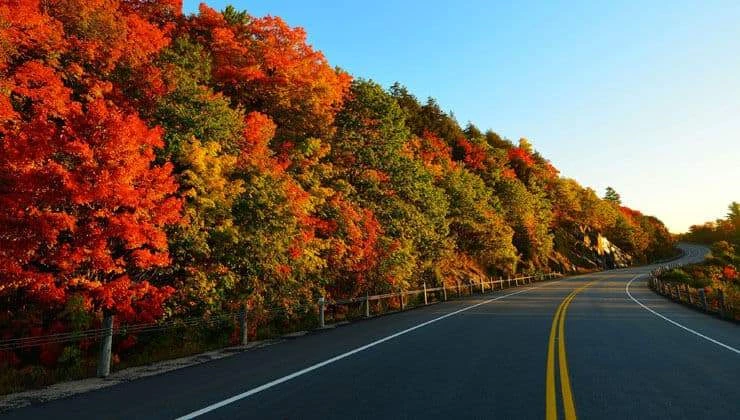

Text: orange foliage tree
xmin=186 ymin=4 xmax=351 ymax=141
xmin=0 ymin=0 xmax=181 ymax=322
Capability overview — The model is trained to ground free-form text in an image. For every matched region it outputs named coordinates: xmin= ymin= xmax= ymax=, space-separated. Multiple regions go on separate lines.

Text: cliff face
xmin=552 ymin=224 xmax=632 ymax=273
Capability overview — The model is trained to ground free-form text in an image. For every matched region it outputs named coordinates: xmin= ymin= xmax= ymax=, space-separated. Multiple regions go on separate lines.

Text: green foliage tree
xmin=496 ymin=177 xmax=554 ymax=270
xmin=603 ymin=187 xmax=622 ymax=205
xmin=331 ymin=80 xmax=451 ymax=289
xmin=440 ymin=167 xmax=517 ymax=272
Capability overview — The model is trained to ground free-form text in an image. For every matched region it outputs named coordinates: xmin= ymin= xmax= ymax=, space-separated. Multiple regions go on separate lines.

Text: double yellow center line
xmin=546 ymin=280 xmax=597 ymax=420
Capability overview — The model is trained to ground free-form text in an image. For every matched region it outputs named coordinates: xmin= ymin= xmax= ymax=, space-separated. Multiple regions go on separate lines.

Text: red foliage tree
xmin=325 ymin=196 xmax=382 ymax=297
xmin=722 ymin=266 xmax=737 ymax=282
xmin=454 ymin=137 xmax=487 ymax=171
xmin=0 ymin=0 xmax=65 ymax=71
xmin=0 ymin=2 xmax=182 ymax=320
xmin=240 ymin=111 xmax=278 ymax=170
xmin=186 ymin=4 xmax=351 ymax=140
xmin=0 ymin=89 xmax=180 ymax=317
xmin=407 ymin=130 xmax=453 ymax=176
xmin=507 ymin=146 xmax=535 ymax=167
xmin=619 ymin=206 xmax=644 ymax=222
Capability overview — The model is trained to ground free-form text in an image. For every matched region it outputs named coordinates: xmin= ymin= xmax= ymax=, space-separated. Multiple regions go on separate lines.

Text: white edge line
xmin=175 ymin=280 xmax=560 ymax=419
xmin=626 ymin=274 xmax=740 ymax=355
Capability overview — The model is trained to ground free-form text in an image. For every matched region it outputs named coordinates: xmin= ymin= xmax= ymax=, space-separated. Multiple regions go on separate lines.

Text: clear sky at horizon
xmin=183 ymin=1 xmax=740 ymax=232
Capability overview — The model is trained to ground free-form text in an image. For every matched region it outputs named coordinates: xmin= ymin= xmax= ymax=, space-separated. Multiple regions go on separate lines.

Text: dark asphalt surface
xmin=3 ymin=243 xmax=739 ymax=419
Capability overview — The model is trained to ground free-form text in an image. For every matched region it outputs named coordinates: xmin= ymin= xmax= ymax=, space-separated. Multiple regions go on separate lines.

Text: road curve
xmin=3 ymin=243 xmax=739 ymax=419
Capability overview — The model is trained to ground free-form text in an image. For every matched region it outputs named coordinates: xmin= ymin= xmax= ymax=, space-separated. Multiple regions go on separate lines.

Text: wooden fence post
xmin=699 ymin=288 xmax=708 ymax=311
xmin=365 ymin=291 xmax=371 ymax=318
xmin=318 ymin=297 xmax=325 ymax=328
xmin=239 ymin=304 xmax=248 ymax=346
xmin=97 ymin=313 xmax=114 ymax=378
xmin=423 ymin=282 xmax=428 ymax=305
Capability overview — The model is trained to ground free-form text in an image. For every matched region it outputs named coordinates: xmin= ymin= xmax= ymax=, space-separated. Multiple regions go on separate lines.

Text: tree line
xmin=0 ymin=1 xmax=674 ymax=367
xmin=682 ymin=202 xmax=740 ymax=246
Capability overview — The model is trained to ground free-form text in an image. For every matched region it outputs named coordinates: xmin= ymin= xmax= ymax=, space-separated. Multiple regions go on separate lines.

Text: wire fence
xmin=324 ymin=273 xmax=561 ymax=323
xmin=0 ymin=272 xmax=562 ymax=381
xmin=0 ymin=304 xmax=311 ymax=351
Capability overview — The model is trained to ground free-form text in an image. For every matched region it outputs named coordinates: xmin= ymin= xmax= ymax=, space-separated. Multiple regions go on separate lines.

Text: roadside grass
xmin=0 ymin=314 xmax=317 ymax=396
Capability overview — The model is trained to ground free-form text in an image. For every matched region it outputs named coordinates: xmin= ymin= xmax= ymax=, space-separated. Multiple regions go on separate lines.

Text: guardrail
xmin=0 ymin=272 xmax=562 ymax=380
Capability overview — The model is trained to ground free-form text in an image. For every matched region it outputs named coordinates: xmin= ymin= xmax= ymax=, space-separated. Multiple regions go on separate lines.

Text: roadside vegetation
xmin=656 ymin=203 xmax=740 ymax=319
xmin=0 ymin=1 xmax=675 ymax=393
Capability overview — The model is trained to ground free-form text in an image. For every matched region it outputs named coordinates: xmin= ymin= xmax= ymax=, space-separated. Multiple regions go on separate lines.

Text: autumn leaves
xmin=0 ymin=1 xmax=675 ymax=362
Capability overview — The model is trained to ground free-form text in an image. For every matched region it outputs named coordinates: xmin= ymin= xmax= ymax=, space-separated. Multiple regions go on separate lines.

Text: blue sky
xmin=183 ymin=1 xmax=740 ymax=232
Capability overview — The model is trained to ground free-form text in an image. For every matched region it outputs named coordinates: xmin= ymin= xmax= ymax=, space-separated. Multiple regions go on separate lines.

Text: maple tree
xmin=0 ymin=74 xmax=181 ymax=317
xmin=186 ymin=4 xmax=351 ymax=142
xmin=321 ymin=195 xmax=382 ymax=297
xmin=0 ymin=0 xmax=183 ymax=336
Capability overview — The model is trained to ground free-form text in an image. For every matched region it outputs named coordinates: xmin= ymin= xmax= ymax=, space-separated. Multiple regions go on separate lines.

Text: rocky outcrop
xmin=552 ymin=224 xmax=632 ymax=272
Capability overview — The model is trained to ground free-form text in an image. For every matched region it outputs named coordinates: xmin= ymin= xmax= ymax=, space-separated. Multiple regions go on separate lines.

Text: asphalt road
xmin=4 ymin=243 xmax=739 ymax=419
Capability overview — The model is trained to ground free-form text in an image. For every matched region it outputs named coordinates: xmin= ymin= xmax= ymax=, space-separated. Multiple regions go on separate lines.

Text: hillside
xmin=0 ymin=1 xmax=674 ymax=376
